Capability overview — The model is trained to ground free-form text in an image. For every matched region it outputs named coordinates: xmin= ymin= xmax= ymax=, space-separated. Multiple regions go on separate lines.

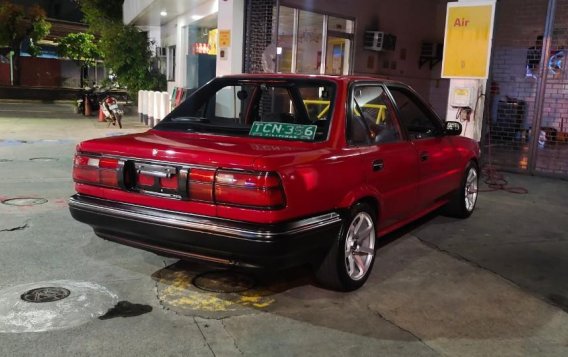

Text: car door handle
xmin=372 ymin=159 xmax=384 ymax=171
xmin=420 ymin=151 xmax=429 ymax=162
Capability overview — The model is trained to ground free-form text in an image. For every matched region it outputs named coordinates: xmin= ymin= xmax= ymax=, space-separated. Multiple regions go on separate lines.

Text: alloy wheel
xmin=465 ymin=167 xmax=478 ymax=212
xmin=344 ymin=212 xmax=375 ymax=281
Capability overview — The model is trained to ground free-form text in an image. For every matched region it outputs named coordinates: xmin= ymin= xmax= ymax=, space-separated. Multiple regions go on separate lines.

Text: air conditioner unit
xmin=364 ymin=31 xmax=396 ymax=52
xmin=420 ymin=42 xmax=443 ymax=60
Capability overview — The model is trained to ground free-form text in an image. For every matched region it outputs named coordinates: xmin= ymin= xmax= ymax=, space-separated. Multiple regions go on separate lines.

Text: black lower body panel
xmin=69 ymin=194 xmax=343 ymax=270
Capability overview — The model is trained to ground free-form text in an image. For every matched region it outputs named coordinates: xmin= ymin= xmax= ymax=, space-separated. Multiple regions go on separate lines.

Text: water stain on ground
xmin=98 ymin=301 xmax=153 ymax=320
xmin=152 ymin=261 xmax=313 ymax=318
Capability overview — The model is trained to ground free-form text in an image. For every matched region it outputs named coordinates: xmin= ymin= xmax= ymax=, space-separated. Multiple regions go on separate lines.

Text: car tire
xmin=444 ymin=161 xmax=479 ymax=218
xmin=315 ymin=202 xmax=377 ymax=291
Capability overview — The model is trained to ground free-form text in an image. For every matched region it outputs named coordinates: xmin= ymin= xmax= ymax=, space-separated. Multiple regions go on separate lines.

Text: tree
xmin=77 ymin=0 xmax=123 ymax=35
xmin=0 ymin=1 xmax=51 ymax=85
xmin=57 ymin=32 xmax=102 ymax=87
xmin=76 ymin=0 xmax=165 ymax=97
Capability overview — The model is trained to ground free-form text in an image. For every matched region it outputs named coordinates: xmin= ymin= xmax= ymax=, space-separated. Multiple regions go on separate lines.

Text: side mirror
xmin=444 ymin=121 xmax=462 ymax=136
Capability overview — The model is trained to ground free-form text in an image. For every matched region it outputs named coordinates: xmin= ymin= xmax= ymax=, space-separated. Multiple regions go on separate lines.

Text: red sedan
xmin=69 ymin=74 xmax=480 ymax=291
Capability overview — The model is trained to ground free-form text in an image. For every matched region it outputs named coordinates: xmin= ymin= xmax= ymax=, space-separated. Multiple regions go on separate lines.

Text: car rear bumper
xmin=69 ymin=194 xmax=343 ymax=269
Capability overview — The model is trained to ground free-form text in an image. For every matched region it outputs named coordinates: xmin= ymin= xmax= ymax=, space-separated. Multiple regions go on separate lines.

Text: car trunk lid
xmin=74 ymin=130 xmax=321 ymax=215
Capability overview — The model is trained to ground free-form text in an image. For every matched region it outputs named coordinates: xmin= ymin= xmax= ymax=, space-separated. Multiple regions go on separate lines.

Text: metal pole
xmin=274 ymin=1 xmax=281 ymax=73
xmin=320 ymin=15 xmax=328 ymax=75
xmin=291 ymin=8 xmax=298 ymax=73
xmin=528 ymin=0 xmax=557 ymax=174
xmin=8 ymin=51 xmax=14 ymax=86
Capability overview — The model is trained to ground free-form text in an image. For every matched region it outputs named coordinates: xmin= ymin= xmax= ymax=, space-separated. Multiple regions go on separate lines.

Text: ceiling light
xmin=191 ymin=15 xmax=203 ymax=21
xmin=160 ymin=10 xmax=167 ymax=17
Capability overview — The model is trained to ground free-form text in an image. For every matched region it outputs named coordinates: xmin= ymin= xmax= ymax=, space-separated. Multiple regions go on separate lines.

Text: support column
xmin=216 ymin=0 xmax=245 ymax=75
xmin=446 ymin=79 xmax=486 ymax=140
xmin=444 ymin=0 xmax=496 ymax=142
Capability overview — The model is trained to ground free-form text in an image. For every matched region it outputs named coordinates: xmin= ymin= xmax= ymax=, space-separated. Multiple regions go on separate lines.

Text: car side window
xmin=388 ymin=86 xmax=442 ymax=140
xmin=347 ymin=85 xmax=402 ymax=146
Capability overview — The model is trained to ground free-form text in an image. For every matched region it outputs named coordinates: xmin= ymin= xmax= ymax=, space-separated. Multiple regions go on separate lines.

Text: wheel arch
xmin=355 ymin=196 xmax=379 ymax=222
xmin=337 ymin=188 xmax=381 ymax=224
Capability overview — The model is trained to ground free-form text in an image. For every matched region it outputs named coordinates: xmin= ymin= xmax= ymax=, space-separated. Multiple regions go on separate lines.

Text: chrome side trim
xmin=69 ymin=195 xmax=342 ymax=241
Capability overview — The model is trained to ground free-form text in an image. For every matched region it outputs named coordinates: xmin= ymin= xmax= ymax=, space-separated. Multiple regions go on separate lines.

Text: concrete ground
xmin=0 ymin=100 xmax=567 ymax=356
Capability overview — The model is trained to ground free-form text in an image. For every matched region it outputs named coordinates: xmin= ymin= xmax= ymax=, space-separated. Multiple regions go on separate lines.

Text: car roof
xmin=216 ymin=73 xmax=406 ymax=87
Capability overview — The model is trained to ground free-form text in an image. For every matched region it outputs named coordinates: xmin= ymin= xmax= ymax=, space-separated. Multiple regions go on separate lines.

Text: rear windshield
xmin=155 ymin=78 xmax=336 ymax=142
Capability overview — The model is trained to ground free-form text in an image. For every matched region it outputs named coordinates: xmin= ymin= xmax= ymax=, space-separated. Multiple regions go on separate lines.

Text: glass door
xmin=326 ymin=37 xmax=350 ymax=75
xmin=325 ymin=16 xmax=354 ymax=75
xmin=276 ymin=6 xmax=353 ymax=75
xmin=296 ymin=10 xmax=324 ymax=74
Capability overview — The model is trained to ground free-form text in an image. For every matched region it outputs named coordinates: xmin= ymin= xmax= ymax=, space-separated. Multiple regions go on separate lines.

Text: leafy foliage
xmin=58 ymin=32 xmax=102 ymax=67
xmin=0 ymin=1 xmax=51 ymax=84
xmin=76 ymin=0 xmax=165 ymax=97
xmin=77 ymin=0 xmax=122 ymax=36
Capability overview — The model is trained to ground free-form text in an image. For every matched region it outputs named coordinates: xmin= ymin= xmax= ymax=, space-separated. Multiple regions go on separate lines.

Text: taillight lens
xmin=188 ymin=168 xmax=215 ymax=202
xmin=73 ymin=154 xmax=119 ymax=187
xmin=214 ymin=170 xmax=285 ymax=209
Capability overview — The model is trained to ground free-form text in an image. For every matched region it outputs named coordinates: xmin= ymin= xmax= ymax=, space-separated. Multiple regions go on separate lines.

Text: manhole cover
xmin=2 ymin=198 xmax=48 ymax=206
xmin=192 ymin=270 xmax=255 ymax=293
xmin=29 ymin=157 xmax=58 ymax=162
xmin=20 ymin=287 xmax=71 ymax=303
xmin=0 ymin=280 xmax=118 ymax=333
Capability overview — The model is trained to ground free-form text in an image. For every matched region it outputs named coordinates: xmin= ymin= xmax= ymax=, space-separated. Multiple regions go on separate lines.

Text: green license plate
xmin=249 ymin=122 xmax=317 ymax=140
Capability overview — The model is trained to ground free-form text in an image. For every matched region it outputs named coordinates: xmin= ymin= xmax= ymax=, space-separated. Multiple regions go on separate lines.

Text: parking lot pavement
xmin=0 ymin=100 xmax=147 ymax=142
xmin=1 ymin=102 xmax=567 ymax=356
xmin=413 ymin=172 xmax=568 ymax=314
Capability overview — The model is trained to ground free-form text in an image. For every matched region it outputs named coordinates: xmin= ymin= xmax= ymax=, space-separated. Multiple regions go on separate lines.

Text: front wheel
xmin=444 ymin=161 xmax=479 ymax=218
xmin=315 ymin=202 xmax=377 ymax=291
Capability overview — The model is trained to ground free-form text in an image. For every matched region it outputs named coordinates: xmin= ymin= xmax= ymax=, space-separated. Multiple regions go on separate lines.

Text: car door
xmin=347 ymin=83 xmax=420 ymax=229
xmin=386 ymin=84 xmax=462 ymax=209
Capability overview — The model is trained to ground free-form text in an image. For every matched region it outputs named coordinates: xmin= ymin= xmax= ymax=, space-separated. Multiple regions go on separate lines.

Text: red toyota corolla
xmin=69 ymin=74 xmax=479 ymax=291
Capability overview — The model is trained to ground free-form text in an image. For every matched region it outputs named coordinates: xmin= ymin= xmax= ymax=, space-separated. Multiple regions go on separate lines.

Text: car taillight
xmin=214 ymin=169 xmax=285 ymax=209
xmin=188 ymin=168 xmax=215 ymax=202
xmin=73 ymin=154 xmax=119 ymax=187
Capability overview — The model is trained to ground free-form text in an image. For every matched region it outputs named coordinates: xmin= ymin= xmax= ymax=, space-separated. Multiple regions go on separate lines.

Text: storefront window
xmin=328 ymin=16 xmax=354 ymax=34
xmin=275 ymin=6 xmax=353 ymax=75
xmin=297 ymin=11 xmax=324 ymax=74
xmin=167 ymin=46 xmax=176 ymax=81
xmin=186 ymin=18 xmax=217 ymax=89
xmin=276 ymin=6 xmax=294 ymax=73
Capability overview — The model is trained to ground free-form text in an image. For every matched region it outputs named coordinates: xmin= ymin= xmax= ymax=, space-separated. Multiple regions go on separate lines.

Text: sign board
xmin=219 ymin=30 xmax=231 ymax=48
xmin=442 ymin=1 xmax=495 ymax=78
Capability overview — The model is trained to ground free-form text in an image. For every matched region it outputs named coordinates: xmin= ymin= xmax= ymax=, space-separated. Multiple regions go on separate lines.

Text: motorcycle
xmin=100 ymin=95 xmax=123 ymax=128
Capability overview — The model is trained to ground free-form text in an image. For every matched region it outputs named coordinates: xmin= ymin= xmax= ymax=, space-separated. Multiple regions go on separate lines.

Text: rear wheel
xmin=315 ymin=202 xmax=376 ymax=291
xmin=116 ymin=114 xmax=122 ymax=129
xmin=444 ymin=161 xmax=479 ymax=218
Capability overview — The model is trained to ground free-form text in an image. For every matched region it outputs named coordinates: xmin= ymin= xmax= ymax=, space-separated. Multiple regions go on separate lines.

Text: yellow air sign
xmin=442 ymin=2 xmax=495 ymax=78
